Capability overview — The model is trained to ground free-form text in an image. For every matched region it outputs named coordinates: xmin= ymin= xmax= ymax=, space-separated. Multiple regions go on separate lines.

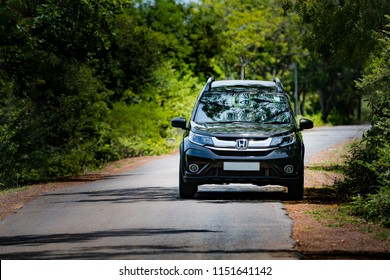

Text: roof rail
xmin=204 ymin=76 xmax=215 ymax=92
xmin=273 ymin=77 xmax=284 ymax=93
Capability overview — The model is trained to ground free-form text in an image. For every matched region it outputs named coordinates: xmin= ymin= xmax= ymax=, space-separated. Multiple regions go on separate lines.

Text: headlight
xmin=270 ymin=132 xmax=296 ymax=147
xmin=189 ymin=131 xmax=214 ymax=146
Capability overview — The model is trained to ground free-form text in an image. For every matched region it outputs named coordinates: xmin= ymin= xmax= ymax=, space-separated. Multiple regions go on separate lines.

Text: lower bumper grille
xmin=204 ymin=168 xmax=278 ymax=178
xmin=210 ymin=149 xmax=272 ymax=157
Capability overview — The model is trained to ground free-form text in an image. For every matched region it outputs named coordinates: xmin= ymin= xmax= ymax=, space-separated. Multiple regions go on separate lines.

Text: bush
xmin=343 ymin=187 xmax=390 ymax=227
xmin=336 ymin=141 xmax=389 ymax=200
xmin=335 ymin=95 xmax=390 ymax=199
xmin=107 ymin=64 xmax=201 ymax=158
xmin=336 ymin=20 xmax=390 ymax=226
xmin=0 ymin=63 xmax=111 ymax=187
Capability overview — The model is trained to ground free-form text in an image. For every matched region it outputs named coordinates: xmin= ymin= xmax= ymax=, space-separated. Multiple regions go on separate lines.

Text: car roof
xmin=209 ymin=80 xmax=284 ymax=94
xmin=211 ymin=80 xmax=277 ymax=88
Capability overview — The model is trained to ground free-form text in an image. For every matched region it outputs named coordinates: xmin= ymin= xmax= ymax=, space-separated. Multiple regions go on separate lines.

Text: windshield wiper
xmin=203 ymin=121 xmax=257 ymax=124
xmin=262 ymin=121 xmax=290 ymax=124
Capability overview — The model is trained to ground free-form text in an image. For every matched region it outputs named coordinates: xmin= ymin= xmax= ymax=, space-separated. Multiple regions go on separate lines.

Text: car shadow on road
xmin=44 ymin=185 xmax=289 ymax=204
xmin=0 ymin=228 xmax=231 ymax=260
xmin=0 ymin=245 xmax=300 ymax=260
xmin=44 ymin=186 xmax=180 ymax=204
xmin=0 ymin=227 xmax=301 ymax=260
xmin=194 ymin=185 xmax=289 ymax=201
xmin=195 ymin=190 xmax=288 ymax=201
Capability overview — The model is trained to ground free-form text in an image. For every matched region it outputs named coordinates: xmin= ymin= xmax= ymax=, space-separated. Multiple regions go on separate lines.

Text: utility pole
xmin=241 ymin=61 xmax=249 ymax=80
xmin=293 ymin=62 xmax=299 ymax=116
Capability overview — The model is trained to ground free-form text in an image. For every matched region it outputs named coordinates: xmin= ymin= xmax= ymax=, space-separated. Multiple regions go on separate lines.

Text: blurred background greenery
xmin=1 ymin=0 xmax=389 ymax=223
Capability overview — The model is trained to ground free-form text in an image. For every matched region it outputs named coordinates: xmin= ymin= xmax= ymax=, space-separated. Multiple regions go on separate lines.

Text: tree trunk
xmin=319 ymin=88 xmax=332 ymax=123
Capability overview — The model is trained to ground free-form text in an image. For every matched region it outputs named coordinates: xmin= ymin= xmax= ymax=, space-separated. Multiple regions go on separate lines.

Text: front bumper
xmin=181 ymin=139 xmax=303 ymax=187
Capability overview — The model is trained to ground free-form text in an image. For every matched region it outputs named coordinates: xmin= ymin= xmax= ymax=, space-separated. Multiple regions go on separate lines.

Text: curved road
xmin=0 ymin=125 xmax=369 ymax=259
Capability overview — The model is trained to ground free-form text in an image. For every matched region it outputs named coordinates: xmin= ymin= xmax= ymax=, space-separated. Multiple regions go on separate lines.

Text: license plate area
xmin=223 ymin=162 xmax=260 ymax=171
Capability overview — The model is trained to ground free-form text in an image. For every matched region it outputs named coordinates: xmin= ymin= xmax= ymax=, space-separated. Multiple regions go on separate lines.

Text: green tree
xmin=103 ymin=5 xmax=164 ymax=101
xmin=0 ymin=0 xmax=122 ymax=186
xmin=292 ymin=0 xmax=390 ymax=122
xmin=136 ymin=0 xmax=191 ymax=70
xmin=340 ymin=17 xmax=390 ymax=195
xmin=202 ymin=0 xmax=306 ymax=95
xmin=338 ymin=18 xmax=390 ymax=226
xmin=183 ymin=1 xmax=225 ymax=79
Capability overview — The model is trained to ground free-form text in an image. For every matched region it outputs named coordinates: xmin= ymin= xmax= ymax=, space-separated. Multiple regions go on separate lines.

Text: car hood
xmin=190 ymin=121 xmax=296 ymax=137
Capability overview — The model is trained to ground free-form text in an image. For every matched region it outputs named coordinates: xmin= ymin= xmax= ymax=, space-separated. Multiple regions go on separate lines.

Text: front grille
xmin=211 ymin=149 xmax=272 ymax=157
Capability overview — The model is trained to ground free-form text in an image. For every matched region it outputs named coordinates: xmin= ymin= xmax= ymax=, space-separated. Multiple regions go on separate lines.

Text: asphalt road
xmin=302 ymin=125 xmax=368 ymax=164
xmin=0 ymin=125 xmax=369 ymax=260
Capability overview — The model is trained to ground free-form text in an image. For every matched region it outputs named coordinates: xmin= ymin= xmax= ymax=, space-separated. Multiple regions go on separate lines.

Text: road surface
xmin=0 ymin=125 xmax=369 ymax=259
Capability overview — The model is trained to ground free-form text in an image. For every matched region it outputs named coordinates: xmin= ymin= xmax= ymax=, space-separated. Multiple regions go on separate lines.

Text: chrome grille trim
xmin=208 ymin=146 xmax=276 ymax=152
xmin=212 ymin=137 xmax=272 ymax=149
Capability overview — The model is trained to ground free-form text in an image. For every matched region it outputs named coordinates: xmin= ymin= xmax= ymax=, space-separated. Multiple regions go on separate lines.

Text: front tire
xmin=179 ymin=171 xmax=198 ymax=199
xmin=288 ymin=177 xmax=304 ymax=200
xmin=288 ymin=161 xmax=304 ymax=200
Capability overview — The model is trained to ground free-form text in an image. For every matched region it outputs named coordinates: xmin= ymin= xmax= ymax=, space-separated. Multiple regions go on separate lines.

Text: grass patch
xmin=307 ymin=165 xmax=344 ymax=173
xmin=0 ymin=185 xmax=30 ymax=195
xmin=304 ymin=186 xmax=339 ymax=204
xmin=306 ymin=204 xmax=367 ymax=228
xmin=302 ymin=182 xmax=390 ymax=241
xmin=373 ymin=229 xmax=390 ymax=240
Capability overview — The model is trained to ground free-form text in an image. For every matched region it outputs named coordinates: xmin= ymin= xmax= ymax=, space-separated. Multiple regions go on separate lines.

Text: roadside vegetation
xmin=0 ymin=1 xmax=389 ymax=226
xmin=285 ymin=141 xmax=389 ymax=257
xmin=335 ymin=20 xmax=390 ymax=227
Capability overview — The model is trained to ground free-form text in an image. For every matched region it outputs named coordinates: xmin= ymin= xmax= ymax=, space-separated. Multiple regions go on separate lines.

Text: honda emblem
xmin=235 ymin=139 xmax=248 ymax=150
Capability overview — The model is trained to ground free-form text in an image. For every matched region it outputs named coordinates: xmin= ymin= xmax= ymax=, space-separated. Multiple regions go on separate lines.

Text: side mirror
xmin=299 ymin=118 xmax=314 ymax=131
xmin=171 ymin=117 xmax=187 ymax=130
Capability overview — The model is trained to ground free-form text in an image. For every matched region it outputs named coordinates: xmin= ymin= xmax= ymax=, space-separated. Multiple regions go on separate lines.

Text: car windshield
xmin=194 ymin=86 xmax=293 ymax=124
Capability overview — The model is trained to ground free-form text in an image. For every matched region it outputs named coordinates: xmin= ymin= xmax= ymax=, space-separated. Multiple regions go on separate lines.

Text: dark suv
xmin=171 ymin=77 xmax=313 ymax=199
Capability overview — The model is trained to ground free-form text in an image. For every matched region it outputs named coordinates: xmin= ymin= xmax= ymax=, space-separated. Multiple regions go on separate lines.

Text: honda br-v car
xmin=171 ymin=77 xmax=313 ymax=199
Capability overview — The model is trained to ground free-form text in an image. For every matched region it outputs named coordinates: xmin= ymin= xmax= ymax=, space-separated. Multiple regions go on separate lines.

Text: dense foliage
xmin=336 ymin=18 xmax=390 ymax=226
xmin=284 ymin=0 xmax=390 ymax=226
xmin=0 ymin=0 xmax=389 ymax=221
xmin=0 ymin=0 xmax=119 ymax=186
xmin=0 ymin=0 xmax=202 ymax=187
xmin=292 ymin=0 xmax=390 ymax=123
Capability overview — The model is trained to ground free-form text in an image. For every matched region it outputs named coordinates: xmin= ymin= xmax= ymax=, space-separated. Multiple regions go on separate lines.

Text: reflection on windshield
xmin=194 ymin=87 xmax=293 ymax=124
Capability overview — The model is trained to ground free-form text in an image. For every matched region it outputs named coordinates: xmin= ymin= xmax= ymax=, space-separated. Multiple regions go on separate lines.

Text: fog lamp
xmin=189 ymin=164 xmax=199 ymax=173
xmin=284 ymin=165 xmax=294 ymax=174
